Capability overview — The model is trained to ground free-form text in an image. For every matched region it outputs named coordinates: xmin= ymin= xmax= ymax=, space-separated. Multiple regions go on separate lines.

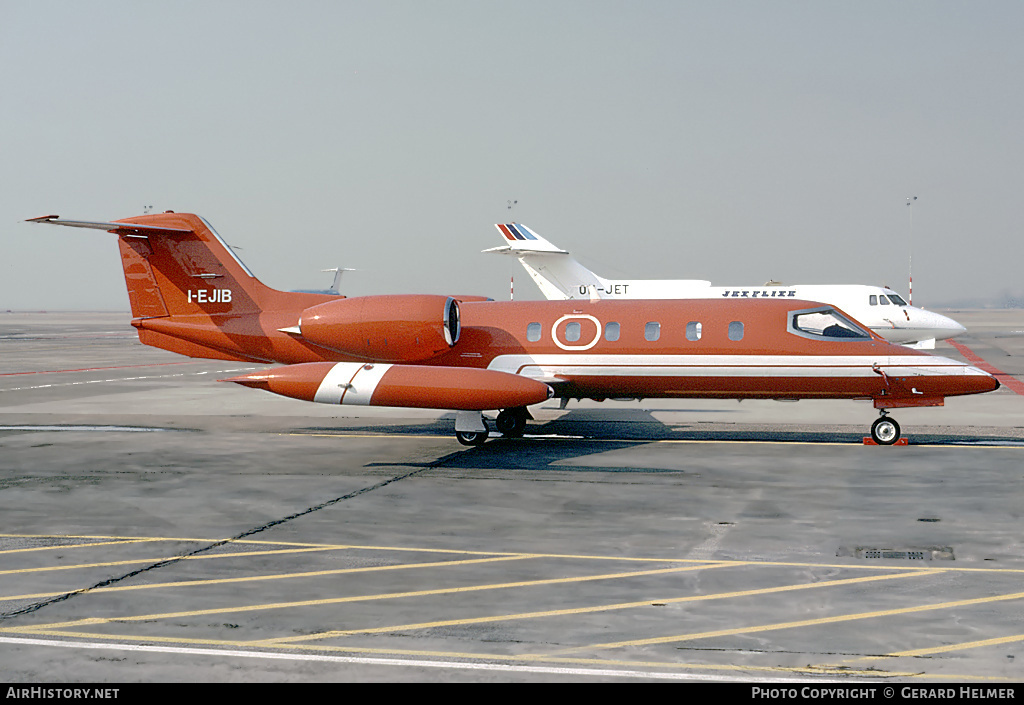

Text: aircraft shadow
xmin=423 ymin=437 xmax=657 ymax=472
xmin=296 ymin=406 xmax=1024 ymax=474
xmin=314 ymin=409 xmax=857 ymax=473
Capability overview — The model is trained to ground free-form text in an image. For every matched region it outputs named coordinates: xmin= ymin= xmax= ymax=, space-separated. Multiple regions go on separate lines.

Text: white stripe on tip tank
xmin=313 ymin=362 xmax=392 ymax=405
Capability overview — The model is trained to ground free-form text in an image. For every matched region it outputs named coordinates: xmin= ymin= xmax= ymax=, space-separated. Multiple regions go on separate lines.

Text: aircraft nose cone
xmin=916 ymin=309 xmax=967 ymax=339
xmin=962 ymin=365 xmax=1001 ymax=394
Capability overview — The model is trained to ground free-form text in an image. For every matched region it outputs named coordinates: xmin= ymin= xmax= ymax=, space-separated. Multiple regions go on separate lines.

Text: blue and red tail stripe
xmin=498 ymin=224 xmax=537 ymax=241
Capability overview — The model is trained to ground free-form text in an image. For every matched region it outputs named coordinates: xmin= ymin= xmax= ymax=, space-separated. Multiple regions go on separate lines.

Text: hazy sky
xmin=2 ymin=1 xmax=1022 ymax=311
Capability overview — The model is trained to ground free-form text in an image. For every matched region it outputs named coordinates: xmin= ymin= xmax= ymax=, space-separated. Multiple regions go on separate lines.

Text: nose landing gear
xmin=870 ymin=412 xmax=901 ymax=445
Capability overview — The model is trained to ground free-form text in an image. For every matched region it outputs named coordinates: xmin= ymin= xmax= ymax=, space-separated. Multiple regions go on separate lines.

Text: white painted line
xmin=0 ymin=368 xmax=258 ymax=393
xmin=0 ymin=635 xmax=829 ymax=682
xmin=0 ymin=426 xmax=172 ymax=432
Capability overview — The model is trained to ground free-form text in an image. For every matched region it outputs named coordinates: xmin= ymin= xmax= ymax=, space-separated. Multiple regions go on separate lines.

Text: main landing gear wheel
xmin=456 ymin=428 xmax=489 ymax=446
xmin=495 ymin=408 xmax=528 ymax=438
xmin=871 ymin=415 xmax=901 ymax=445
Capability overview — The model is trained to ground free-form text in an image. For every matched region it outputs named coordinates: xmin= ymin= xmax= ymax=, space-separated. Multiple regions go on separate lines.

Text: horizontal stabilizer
xmin=27 ymin=215 xmax=192 ymax=238
xmin=486 ymin=224 xmax=568 ymax=254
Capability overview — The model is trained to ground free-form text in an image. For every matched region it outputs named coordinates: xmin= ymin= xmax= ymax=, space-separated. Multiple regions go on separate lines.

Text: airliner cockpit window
xmin=879 ymin=296 xmax=890 ymax=305
xmin=887 ymin=294 xmax=908 ymax=306
xmin=789 ymin=308 xmax=871 ymax=341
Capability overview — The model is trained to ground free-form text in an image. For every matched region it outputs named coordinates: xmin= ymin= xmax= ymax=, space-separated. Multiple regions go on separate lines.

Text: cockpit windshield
xmin=789 ymin=307 xmax=871 ymax=341
xmin=886 ymin=293 xmax=908 ymax=306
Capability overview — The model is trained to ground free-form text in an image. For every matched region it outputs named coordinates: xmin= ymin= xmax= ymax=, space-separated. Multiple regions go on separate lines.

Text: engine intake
xmin=298 ymin=295 xmax=460 ymax=362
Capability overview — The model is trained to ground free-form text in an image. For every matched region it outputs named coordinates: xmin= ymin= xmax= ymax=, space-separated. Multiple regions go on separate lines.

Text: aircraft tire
xmin=456 ymin=429 xmax=489 ymax=446
xmin=871 ymin=416 xmax=901 ymax=445
xmin=495 ymin=408 xmax=527 ymax=438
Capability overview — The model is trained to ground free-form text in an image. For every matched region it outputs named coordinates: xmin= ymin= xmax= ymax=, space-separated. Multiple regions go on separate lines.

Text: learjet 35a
xmin=29 ymin=213 xmax=998 ymax=445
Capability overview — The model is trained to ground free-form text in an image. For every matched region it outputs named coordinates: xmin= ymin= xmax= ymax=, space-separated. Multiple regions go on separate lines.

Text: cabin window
xmin=565 ymin=321 xmax=581 ymax=342
xmin=645 ymin=322 xmax=660 ymax=341
xmin=888 ymin=293 xmax=908 ymax=306
xmin=728 ymin=321 xmax=744 ymax=341
xmin=527 ymin=322 xmax=541 ymax=342
xmin=686 ymin=321 xmax=702 ymax=341
xmin=869 ymin=295 xmax=878 ymax=305
xmin=790 ymin=307 xmax=871 ymax=340
xmin=605 ymin=321 xmax=620 ymax=341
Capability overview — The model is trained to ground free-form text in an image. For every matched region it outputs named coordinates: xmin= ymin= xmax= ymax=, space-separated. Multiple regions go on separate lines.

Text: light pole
xmin=906 ymin=196 xmax=917 ymax=305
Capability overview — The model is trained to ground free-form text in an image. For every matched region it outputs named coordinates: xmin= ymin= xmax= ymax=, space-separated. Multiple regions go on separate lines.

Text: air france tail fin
xmin=483 ymin=223 xmax=608 ymax=300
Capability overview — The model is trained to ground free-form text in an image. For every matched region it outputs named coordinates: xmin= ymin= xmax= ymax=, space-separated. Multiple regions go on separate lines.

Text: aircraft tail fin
xmin=483 ymin=223 xmax=606 ymax=300
xmin=324 ymin=267 xmax=358 ymax=294
xmin=26 ymin=213 xmax=302 ymax=319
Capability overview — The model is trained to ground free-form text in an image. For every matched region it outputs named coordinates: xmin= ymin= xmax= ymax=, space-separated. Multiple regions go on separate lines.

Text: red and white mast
xmin=906 ymin=196 xmax=917 ymax=305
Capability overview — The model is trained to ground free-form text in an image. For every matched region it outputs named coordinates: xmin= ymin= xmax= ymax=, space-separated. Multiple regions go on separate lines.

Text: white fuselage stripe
xmin=487 ymin=354 xmax=986 ymax=379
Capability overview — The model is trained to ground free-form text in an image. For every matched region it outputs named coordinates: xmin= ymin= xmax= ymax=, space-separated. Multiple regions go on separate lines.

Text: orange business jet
xmin=29 ymin=212 xmax=999 ymax=446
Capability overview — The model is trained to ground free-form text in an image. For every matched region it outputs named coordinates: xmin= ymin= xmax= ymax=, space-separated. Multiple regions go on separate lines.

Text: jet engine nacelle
xmin=298 ymin=294 xmax=460 ymax=362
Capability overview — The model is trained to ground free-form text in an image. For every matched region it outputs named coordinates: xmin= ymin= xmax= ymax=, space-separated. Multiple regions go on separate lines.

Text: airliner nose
xmin=931 ymin=310 xmax=967 ymax=339
xmin=907 ymin=307 xmax=966 ymax=340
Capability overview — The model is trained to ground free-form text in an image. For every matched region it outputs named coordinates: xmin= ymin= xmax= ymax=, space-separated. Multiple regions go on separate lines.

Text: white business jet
xmin=485 ymin=223 xmax=966 ymax=349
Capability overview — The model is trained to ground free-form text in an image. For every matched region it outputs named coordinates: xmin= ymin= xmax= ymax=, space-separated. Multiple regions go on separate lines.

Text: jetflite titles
xmin=723 ymin=290 xmax=797 ymax=298
xmin=572 ymin=286 xmax=799 ymax=298
xmin=187 ymin=289 xmax=233 ymax=304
